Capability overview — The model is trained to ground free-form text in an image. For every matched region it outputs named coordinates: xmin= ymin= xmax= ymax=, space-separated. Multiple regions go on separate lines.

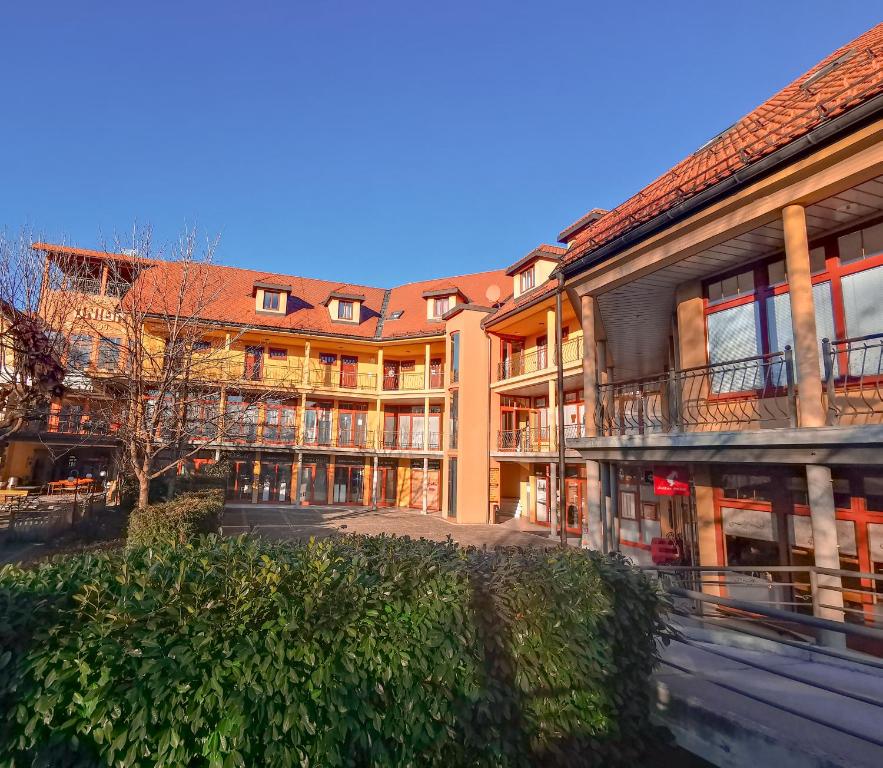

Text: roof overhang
xmin=504 ymin=247 xmax=563 ymax=276
xmin=323 ymin=291 xmax=366 ymax=305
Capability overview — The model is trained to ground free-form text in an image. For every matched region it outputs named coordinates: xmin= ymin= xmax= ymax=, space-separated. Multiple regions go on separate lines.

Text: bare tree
xmin=54 ymin=227 xmax=284 ymax=508
xmin=0 ymin=228 xmax=68 ymax=441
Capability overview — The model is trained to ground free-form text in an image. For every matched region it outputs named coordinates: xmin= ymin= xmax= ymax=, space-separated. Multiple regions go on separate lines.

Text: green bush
xmin=0 ymin=535 xmax=670 ymax=767
xmin=126 ymin=489 xmax=224 ymax=547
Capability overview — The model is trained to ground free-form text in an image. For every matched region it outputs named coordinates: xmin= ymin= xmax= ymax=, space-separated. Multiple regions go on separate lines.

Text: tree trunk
xmin=137 ymin=478 xmax=150 ymax=509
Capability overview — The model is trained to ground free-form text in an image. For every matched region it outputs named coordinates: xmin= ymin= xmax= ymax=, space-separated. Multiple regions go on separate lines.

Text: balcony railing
xmin=497 ymin=426 xmax=552 ymax=452
xmin=593 ymin=350 xmax=796 ymax=437
xmin=69 ymin=277 xmax=102 ymax=295
xmin=823 ymin=333 xmax=883 ymax=425
xmin=380 ymin=431 xmax=441 ymax=450
xmin=309 ymin=366 xmax=377 ymax=391
xmin=497 ymin=347 xmax=550 ymax=381
xmin=45 ymin=413 xmax=114 ymax=436
xmin=556 ymin=336 xmax=583 ymax=366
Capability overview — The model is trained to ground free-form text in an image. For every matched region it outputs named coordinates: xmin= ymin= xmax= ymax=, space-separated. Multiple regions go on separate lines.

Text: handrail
xmin=822 ymin=334 xmax=883 ymax=424
xmin=667 ymin=585 xmax=883 ymax=642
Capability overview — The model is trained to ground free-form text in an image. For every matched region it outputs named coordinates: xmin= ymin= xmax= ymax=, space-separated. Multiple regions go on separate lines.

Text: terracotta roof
xmin=38 ymin=243 xmax=507 ymax=342
xmin=504 ymin=244 xmax=567 ymax=276
xmin=382 ymin=270 xmax=508 ymax=338
xmin=560 ymin=23 xmax=883 ymax=268
xmin=482 ymin=280 xmax=557 ymax=329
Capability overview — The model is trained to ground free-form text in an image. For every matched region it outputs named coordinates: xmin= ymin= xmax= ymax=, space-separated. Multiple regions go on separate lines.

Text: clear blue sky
xmin=1 ymin=2 xmax=880 ymax=286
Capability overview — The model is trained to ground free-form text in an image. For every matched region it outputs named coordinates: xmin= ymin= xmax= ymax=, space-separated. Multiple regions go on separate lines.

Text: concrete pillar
xmin=423 ymin=396 xmax=430 ymax=450
xmin=675 ymin=281 xmax=706 ymax=369
xmin=608 ymin=463 xmax=620 ymax=553
xmin=783 ymin=204 xmax=844 ymax=624
xmin=251 ymin=452 xmax=260 ymax=504
xmin=421 ymin=456 xmax=428 ymax=515
xmin=580 ymin=294 xmax=601 ymax=548
xmin=549 ymin=461 xmax=558 ymax=538
xmin=302 ymin=340 xmax=311 ymax=385
xmin=424 ymin=343 xmax=431 ymax=389
xmin=545 ymin=306 xmax=557 ymax=369
xmin=375 ymin=397 xmax=382 ymax=449
xmin=371 ymin=455 xmax=379 ymax=508
xmin=293 ymin=452 xmax=302 ymax=505
xmin=599 ymin=460 xmax=609 ymax=554
xmin=377 ymin=348 xmax=384 ymax=394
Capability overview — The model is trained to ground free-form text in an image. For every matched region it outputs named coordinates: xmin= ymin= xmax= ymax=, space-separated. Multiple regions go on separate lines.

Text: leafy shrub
xmin=126 ymin=489 xmax=224 ymax=547
xmin=0 ymin=535 xmax=670 ymax=767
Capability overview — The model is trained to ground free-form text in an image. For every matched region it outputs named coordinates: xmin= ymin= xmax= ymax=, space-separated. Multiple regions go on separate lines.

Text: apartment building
xmin=4 ymin=24 xmax=883 ymax=622
xmin=561 ymin=24 xmax=883 ymax=624
xmin=3 ymin=244 xmax=507 ymax=522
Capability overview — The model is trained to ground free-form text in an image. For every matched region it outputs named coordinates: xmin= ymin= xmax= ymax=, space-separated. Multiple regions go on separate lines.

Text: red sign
xmin=653 ymin=466 xmax=690 ymax=496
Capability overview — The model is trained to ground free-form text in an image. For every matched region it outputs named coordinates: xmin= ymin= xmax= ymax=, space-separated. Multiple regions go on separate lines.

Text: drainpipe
xmin=555 ymin=277 xmax=567 ymax=546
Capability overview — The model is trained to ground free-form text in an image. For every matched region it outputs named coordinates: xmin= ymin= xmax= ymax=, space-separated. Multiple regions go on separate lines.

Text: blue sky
xmin=1 ymin=2 xmax=880 ymax=286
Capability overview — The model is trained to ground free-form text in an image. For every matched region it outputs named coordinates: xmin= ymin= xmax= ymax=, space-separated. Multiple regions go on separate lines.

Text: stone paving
xmin=222 ymin=503 xmax=557 ymax=549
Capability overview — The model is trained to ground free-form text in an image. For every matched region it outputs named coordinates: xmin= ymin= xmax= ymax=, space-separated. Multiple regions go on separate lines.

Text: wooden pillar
xmin=376 ymin=348 xmax=384 ymax=395
xmin=423 ymin=396 xmax=430 ymax=450
xmin=302 ymin=340 xmax=311 ymax=386
xmin=783 ymin=203 xmax=844 ymax=626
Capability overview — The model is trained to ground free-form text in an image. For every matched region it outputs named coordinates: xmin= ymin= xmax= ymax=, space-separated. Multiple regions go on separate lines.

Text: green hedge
xmin=126 ymin=489 xmax=224 ymax=547
xmin=0 ymin=535 xmax=670 ymax=767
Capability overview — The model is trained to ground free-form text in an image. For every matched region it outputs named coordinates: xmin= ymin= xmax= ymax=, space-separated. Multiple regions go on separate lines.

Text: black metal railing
xmin=46 ymin=413 xmax=113 ymax=436
xmin=595 ymin=350 xmax=796 ymax=436
xmin=555 ymin=336 xmax=583 ymax=366
xmin=334 ymin=428 xmax=373 ymax=449
xmin=260 ymin=424 xmax=298 ymax=444
xmin=497 ymin=426 xmax=552 ymax=452
xmin=496 ymin=346 xmax=550 ymax=381
xmin=823 ymin=334 xmax=883 ymax=425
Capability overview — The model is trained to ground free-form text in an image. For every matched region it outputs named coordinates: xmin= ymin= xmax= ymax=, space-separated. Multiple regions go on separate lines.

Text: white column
xmin=371 ymin=455 xmax=379 ymax=508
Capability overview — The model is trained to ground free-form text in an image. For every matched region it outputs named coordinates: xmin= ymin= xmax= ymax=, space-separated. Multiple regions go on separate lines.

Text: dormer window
xmin=253 ymin=280 xmax=291 ymax=314
xmin=338 ymin=300 xmax=354 ymax=320
xmin=262 ymin=291 xmax=281 ymax=311
xmin=433 ymin=296 xmax=450 ymax=317
xmin=519 ymin=266 xmax=535 ymax=293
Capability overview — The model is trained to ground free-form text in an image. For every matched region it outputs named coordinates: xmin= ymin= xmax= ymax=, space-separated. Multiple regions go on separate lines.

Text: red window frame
xmin=702 ymin=217 xmax=883 ymax=393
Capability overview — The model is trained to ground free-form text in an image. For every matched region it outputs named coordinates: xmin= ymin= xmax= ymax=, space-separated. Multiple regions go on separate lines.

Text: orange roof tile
xmin=560 ymin=23 xmax=883 ymax=268
xmin=38 ymin=243 xmax=508 ymax=342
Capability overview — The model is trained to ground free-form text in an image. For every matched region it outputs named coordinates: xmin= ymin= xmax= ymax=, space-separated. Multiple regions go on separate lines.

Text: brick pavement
xmin=222 ymin=504 xmax=557 ymax=549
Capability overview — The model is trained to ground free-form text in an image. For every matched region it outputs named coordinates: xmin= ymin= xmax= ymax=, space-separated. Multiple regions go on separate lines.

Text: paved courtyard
xmin=222 ymin=504 xmax=557 ymax=548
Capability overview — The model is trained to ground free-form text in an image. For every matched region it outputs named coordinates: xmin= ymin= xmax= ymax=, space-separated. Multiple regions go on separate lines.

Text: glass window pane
xmin=768 ymin=260 xmax=786 ymax=286
xmin=707 ymin=303 xmax=762 ymax=392
xmin=809 ymin=247 xmax=827 ymax=274
xmin=707 ymin=280 xmax=722 ymax=303
xmin=842 ymin=263 xmax=883 ymax=340
xmin=838 ymin=230 xmax=863 ymax=264
xmin=862 ymin=221 xmax=883 ymax=259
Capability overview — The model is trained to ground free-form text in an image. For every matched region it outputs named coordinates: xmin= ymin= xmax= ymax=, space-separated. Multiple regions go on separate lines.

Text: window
xmin=337 ymin=300 xmax=354 ymax=320
xmin=97 ymin=337 xmax=121 ymax=370
xmin=519 ymin=266 xmax=535 ymax=292
xmin=319 ymin=353 xmax=337 ymax=365
xmin=262 ymin=291 xmax=281 ymax=311
xmin=68 ymin=335 xmax=92 ymax=368
xmin=192 ymin=340 xmax=212 ymax=352
xmin=388 ymin=310 xmax=404 ymax=320
xmin=433 ymin=296 xmax=450 ymax=317
xmin=450 ymin=332 xmax=460 ymax=383
xmin=268 ymin=348 xmax=287 ymax=360
xmin=400 ymin=360 xmax=415 ymax=371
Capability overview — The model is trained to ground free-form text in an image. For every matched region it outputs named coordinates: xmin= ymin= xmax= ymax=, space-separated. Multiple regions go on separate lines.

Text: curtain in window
xmin=766 ymin=282 xmax=836 ymax=376
xmin=841 ymin=264 xmax=883 ymax=376
xmin=706 ymin=302 xmax=762 ymax=393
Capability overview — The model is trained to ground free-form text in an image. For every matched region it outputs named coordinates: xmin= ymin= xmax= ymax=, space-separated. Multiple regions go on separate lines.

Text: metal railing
xmin=556 ymin=336 xmax=583 ymax=366
xmin=333 ymin=428 xmax=373 ymax=449
xmin=69 ymin=277 xmax=102 ymax=295
xmin=497 ymin=346 xmax=550 ymax=381
xmin=384 ymin=371 xmax=427 ymax=391
xmin=105 ymin=280 xmax=131 ymax=298
xmin=45 ymin=413 xmax=114 ymax=436
xmin=309 ymin=366 xmax=377 ymax=391
xmin=596 ymin=349 xmax=796 ymax=436
xmin=497 ymin=426 xmax=552 ymax=452
xmin=380 ymin=431 xmax=441 ymax=450
xmin=645 ymin=564 xmax=883 ymax=650
xmin=823 ymin=333 xmax=883 ymax=425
